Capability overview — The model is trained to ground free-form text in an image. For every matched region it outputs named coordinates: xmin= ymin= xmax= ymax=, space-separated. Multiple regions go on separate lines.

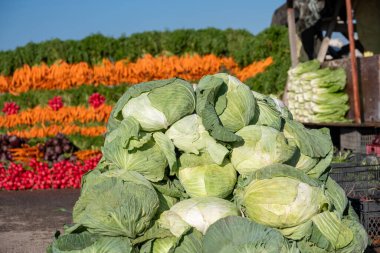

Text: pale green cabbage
xmin=178 ymin=153 xmax=237 ymax=198
xmin=242 ymin=164 xmax=329 ymax=229
xmin=109 ymin=78 xmax=195 ymax=132
xmin=231 ymin=125 xmax=297 ymax=174
xmin=152 ymin=237 xmax=177 ymax=253
xmin=159 ymin=197 xmax=239 ymax=236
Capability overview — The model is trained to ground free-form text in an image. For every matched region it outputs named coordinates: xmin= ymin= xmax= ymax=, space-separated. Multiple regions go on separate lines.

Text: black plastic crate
xmin=350 ymin=200 xmax=380 ymax=248
xmin=330 ymin=164 xmax=380 ymax=199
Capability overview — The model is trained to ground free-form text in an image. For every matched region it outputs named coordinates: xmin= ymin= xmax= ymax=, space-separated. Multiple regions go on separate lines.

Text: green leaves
xmin=231 ymin=125 xmax=297 ymax=174
xmin=196 ymin=74 xmax=257 ymax=137
xmin=49 ymin=232 xmax=136 ymax=253
xmin=48 ymin=71 xmax=368 ymax=253
xmin=165 ymin=114 xmax=229 ymax=165
xmin=178 ymin=153 xmax=237 ymax=198
xmin=112 ymin=78 xmax=195 ymax=132
xmin=73 ymin=173 xmax=159 ymax=238
xmin=203 ymin=216 xmax=292 ymax=253
xmin=159 ymin=197 xmax=239 ymax=236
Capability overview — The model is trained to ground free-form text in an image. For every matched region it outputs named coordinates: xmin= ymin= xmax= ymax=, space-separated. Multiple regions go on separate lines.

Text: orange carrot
xmin=0 ymin=55 xmax=273 ymax=93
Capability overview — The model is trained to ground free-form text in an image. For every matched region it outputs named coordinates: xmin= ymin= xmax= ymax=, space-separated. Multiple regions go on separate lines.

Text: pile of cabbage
xmin=287 ymin=60 xmax=349 ymax=123
xmin=48 ymin=74 xmax=368 ymax=253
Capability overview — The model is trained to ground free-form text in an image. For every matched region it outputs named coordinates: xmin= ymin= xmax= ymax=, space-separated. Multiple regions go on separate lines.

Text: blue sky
xmin=0 ymin=0 xmax=284 ymax=51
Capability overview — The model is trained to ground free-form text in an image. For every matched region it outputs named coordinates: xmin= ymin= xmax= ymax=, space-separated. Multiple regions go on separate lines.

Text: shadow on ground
xmin=0 ymin=189 xmax=79 ymax=253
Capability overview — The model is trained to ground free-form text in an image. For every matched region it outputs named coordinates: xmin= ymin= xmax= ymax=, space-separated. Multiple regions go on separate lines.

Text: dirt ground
xmin=0 ymin=189 xmax=80 ymax=253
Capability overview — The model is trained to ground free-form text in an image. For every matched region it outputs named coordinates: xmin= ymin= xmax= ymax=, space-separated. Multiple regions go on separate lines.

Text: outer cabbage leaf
xmin=270 ymin=95 xmax=293 ymax=120
xmin=48 ymin=231 xmax=136 ymax=253
xmin=195 ymin=74 xmax=256 ymax=142
xmin=283 ymin=119 xmax=333 ymax=177
xmin=325 ymin=177 xmax=348 ymax=216
xmin=141 ymin=229 xmax=203 ymax=253
xmin=152 ymin=237 xmax=177 ymax=253
xmin=153 ymin=132 xmax=178 ymax=176
xmin=151 ymin=179 xmax=187 ymax=199
xmin=203 ymin=216 xmax=294 ymax=253
xmin=178 ymin=153 xmax=237 ymax=198
xmin=122 ymin=93 xmax=169 ymax=131
xmin=311 ymin=211 xmax=353 ymax=249
xmin=102 ymin=130 xmax=167 ymax=182
xmin=165 ymin=114 xmax=229 ymax=165
xmin=279 ymin=220 xmax=313 ymax=240
xmin=231 ymin=125 xmax=297 ymax=174
xmin=215 ymin=74 xmax=256 ymax=132
xmin=306 ymin=148 xmax=333 ymax=180
xmin=172 ymin=228 xmax=203 ymax=253
xmin=283 ymin=119 xmax=332 ymax=158
xmin=337 ymin=217 xmax=368 ymax=253
xmin=156 ymin=191 xmax=179 ymax=216
xmin=148 ymin=79 xmax=196 ymax=125
xmin=251 ymin=91 xmax=283 ymax=130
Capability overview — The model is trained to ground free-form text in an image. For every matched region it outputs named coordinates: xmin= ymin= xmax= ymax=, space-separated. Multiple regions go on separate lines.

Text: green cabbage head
xmin=242 ymin=164 xmax=329 ymax=229
xmin=102 ymin=117 xmax=177 ymax=182
xmin=178 ymin=153 xmax=237 ymax=198
xmin=108 ymin=78 xmax=195 ymax=132
xmin=231 ymin=125 xmax=297 ymax=174
xmin=73 ymin=170 xmax=159 ymax=238
xmin=159 ymin=197 xmax=239 ymax=236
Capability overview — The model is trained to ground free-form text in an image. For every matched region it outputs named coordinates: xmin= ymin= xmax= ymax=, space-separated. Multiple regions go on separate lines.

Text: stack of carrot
xmin=0 ymin=55 xmax=273 ymax=94
xmin=0 ymin=105 xmax=112 ymax=128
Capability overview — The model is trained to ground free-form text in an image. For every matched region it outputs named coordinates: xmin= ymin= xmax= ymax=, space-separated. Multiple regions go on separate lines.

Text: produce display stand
xmin=285 ymin=1 xmax=380 ymax=250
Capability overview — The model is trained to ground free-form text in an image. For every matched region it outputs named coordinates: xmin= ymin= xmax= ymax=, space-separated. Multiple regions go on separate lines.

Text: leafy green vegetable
xmin=159 ymin=197 xmax=239 ymax=236
xmin=102 ymin=117 xmax=176 ymax=182
xmin=195 ymin=73 xmax=256 ymax=142
xmin=231 ymin=125 xmax=297 ymax=174
xmin=251 ymin=91 xmax=287 ymax=130
xmin=287 ymin=61 xmax=349 ymax=123
xmin=151 ymin=237 xmax=177 ymax=253
xmin=203 ymin=216 xmax=294 ymax=253
xmin=178 ymin=153 xmax=237 ymax=198
xmin=242 ymin=164 xmax=329 ymax=229
xmin=73 ymin=171 xmax=159 ymax=238
xmin=108 ymin=78 xmax=195 ymax=132
xmin=165 ymin=114 xmax=229 ymax=165
xmin=311 ymin=211 xmax=353 ymax=249
xmin=48 ymin=73 xmax=368 ymax=252
xmin=48 ymin=231 xmax=136 ymax=253
xmin=284 ymin=119 xmax=333 ymax=177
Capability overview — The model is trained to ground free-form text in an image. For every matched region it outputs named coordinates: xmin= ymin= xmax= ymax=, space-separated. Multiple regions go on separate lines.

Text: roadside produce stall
xmin=0 ymin=24 xmax=378 ymax=251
